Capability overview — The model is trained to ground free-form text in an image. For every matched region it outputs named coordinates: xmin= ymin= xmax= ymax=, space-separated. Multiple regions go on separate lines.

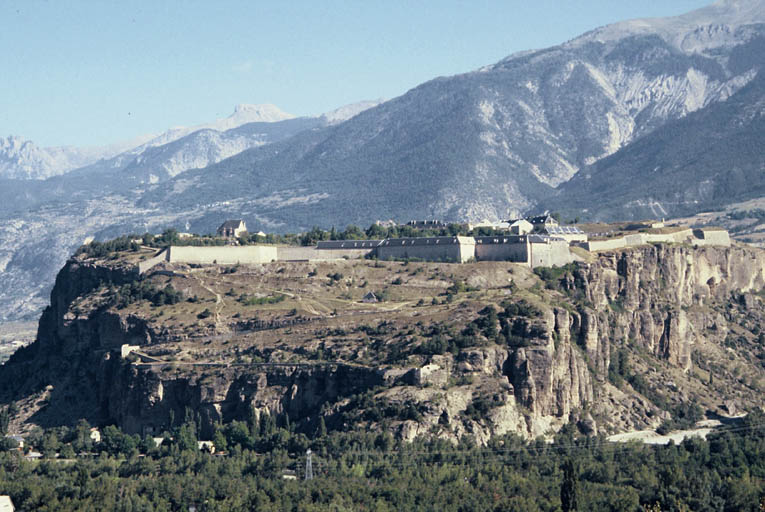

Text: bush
xmin=239 ymin=294 xmax=286 ymax=306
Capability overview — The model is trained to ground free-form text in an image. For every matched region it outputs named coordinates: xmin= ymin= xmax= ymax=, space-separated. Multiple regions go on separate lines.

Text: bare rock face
xmin=570 ymin=244 xmax=765 ymax=371
xmin=504 ymin=306 xmax=594 ymax=434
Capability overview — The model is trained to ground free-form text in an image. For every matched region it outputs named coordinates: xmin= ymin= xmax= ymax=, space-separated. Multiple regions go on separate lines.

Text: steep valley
xmin=2 ymin=241 xmax=764 ymax=444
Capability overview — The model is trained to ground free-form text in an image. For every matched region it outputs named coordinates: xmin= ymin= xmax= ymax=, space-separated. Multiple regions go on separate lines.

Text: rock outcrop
xmin=2 ymin=243 xmax=763 ymax=442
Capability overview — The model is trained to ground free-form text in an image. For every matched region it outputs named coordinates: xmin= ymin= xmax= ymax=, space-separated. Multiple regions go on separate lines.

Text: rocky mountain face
xmin=2 ymin=243 xmax=763 ymax=442
xmin=1 ymin=1 xmax=764 ymax=323
xmin=544 ymin=56 xmax=765 ymax=220
xmin=0 ymin=136 xmax=138 ymax=180
xmin=0 ymin=104 xmax=296 ymax=181
xmin=142 ymin=0 xmax=764 ymax=225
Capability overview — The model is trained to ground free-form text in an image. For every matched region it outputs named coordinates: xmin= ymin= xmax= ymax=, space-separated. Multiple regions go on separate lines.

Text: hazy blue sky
xmin=2 ymin=1 xmax=712 ymax=147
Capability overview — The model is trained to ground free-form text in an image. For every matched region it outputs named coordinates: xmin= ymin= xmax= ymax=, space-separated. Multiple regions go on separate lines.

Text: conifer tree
xmin=561 ymin=458 xmax=579 ymax=512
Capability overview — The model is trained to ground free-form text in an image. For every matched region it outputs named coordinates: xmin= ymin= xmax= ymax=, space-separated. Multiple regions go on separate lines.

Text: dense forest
xmin=1 ymin=410 xmax=763 ymax=511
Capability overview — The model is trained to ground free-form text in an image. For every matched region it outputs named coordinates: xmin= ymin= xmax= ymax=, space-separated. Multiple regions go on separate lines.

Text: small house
xmin=89 ymin=428 xmax=101 ymax=444
xmin=217 ymin=220 xmax=247 ymax=238
xmin=362 ymin=292 xmax=379 ymax=303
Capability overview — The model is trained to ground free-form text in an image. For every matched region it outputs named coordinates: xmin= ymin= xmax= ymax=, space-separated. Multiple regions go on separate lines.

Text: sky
xmin=1 ymin=0 xmax=713 ymax=148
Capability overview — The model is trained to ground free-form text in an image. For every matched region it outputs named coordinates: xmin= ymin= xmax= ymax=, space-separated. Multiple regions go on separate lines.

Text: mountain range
xmin=0 ymin=0 xmax=763 ymax=322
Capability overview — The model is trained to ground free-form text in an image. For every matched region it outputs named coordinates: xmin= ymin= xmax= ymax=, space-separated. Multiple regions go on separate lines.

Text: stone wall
xmin=693 ymin=229 xmax=731 ymax=247
xmin=137 ymin=249 xmax=169 ymax=274
xmin=529 ymin=240 xmax=573 ymax=268
xmin=474 ymin=237 xmax=529 ymax=262
xmin=166 ymin=246 xmax=277 ymax=265
xmin=277 ymin=246 xmax=373 ymax=261
xmin=576 ymin=229 xmax=718 ymax=252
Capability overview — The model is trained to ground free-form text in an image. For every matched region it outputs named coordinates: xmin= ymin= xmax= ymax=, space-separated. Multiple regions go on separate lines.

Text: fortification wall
xmin=167 ymin=246 xmax=277 ymax=265
xmin=475 ymin=241 xmax=529 ymax=262
xmin=578 ymin=228 xmax=727 ymax=252
xmin=377 ymin=243 xmax=472 ymax=263
xmin=277 ymin=247 xmax=373 ymax=261
xmin=579 ymin=238 xmax=628 ymax=251
xmin=643 ymin=229 xmax=693 ymax=244
xmin=137 ymin=249 xmax=168 ymax=274
xmin=693 ymin=229 xmax=731 ymax=246
xmin=529 ymin=241 xmax=573 ymax=268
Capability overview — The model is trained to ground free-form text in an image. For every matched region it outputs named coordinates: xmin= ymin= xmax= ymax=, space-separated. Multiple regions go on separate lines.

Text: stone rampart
xmin=474 ymin=237 xmax=529 ymax=262
xmin=138 ymin=249 xmax=169 ymax=274
xmin=578 ymin=228 xmax=726 ymax=252
xmin=693 ymin=229 xmax=731 ymax=247
xmin=277 ymin=246 xmax=373 ymax=261
xmin=529 ymin=240 xmax=573 ymax=268
xmin=578 ymin=238 xmax=628 ymax=252
xmin=167 ymin=246 xmax=277 ymax=265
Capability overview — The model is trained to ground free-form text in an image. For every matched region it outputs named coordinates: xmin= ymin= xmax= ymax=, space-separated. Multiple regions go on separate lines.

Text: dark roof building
xmin=526 ymin=214 xmax=559 ymax=229
xmin=217 ymin=220 xmax=247 ymax=238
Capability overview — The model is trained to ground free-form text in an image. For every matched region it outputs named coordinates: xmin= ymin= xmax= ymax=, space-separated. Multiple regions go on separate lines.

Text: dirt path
xmin=193 ymin=274 xmax=225 ymax=324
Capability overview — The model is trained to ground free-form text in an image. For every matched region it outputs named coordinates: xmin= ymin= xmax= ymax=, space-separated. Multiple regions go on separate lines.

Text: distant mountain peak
xmin=320 ymin=99 xmax=385 ymax=124
xmin=230 ymin=103 xmax=295 ymax=122
xmin=571 ymin=0 xmax=765 ymax=52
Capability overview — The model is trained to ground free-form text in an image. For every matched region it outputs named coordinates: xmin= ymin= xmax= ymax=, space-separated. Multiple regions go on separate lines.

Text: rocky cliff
xmin=2 ymin=242 xmax=763 ymax=443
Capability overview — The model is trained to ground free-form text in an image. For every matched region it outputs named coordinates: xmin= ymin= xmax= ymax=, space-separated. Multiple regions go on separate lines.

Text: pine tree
xmin=561 ymin=458 xmax=579 ymax=512
xmin=0 ymin=407 xmax=9 ymax=436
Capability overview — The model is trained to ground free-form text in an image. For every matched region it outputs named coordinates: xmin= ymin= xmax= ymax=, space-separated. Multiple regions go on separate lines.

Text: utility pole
xmin=305 ymin=449 xmax=313 ymax=481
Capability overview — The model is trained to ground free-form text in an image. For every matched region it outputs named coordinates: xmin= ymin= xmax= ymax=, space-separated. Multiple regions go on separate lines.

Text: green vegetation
xmin=239 ymin=293 xmax=287 ymax=306
xmin=108 ymin=282 xmax=183 ymax=309
xmin=75 ymin=236 xmax=140 ymax=258
xmin=1 ymin=411 xmax=764 ymax=511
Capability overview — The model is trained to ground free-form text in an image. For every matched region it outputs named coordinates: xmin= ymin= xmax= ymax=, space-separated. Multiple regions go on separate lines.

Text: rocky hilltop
xmin=2 ymin=240 xmax=763 ymax=443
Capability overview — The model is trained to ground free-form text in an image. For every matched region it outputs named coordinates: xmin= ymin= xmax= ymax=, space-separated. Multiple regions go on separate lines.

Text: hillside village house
xmin=217 ymin=220 xmax=247 ymax=238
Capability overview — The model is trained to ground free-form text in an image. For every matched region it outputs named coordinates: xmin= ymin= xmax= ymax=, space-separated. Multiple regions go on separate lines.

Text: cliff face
xmin=2 ymin=244 xmax=763 ymax=442
xmin=569 ymin=245 xmax=765 ymax=371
